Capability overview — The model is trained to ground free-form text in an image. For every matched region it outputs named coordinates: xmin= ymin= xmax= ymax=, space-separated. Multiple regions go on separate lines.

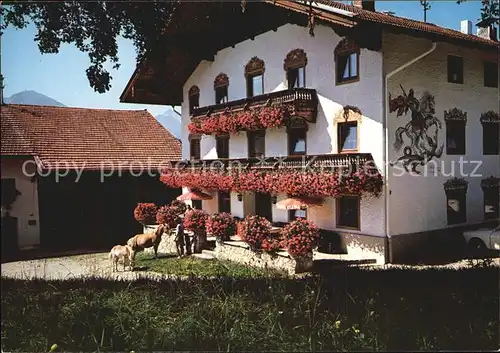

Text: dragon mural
xmin=389 ymin=85 xmax=444 ymax=174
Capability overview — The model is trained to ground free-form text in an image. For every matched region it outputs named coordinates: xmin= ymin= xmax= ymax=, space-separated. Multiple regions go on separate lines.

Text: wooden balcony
xmin=191 ymin=88 xmax=319 ymax=123
xmin=167 ymin=153 xmax=376 ymax=172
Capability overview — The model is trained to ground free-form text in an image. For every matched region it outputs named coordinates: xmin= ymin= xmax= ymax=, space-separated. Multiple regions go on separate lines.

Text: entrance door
xmin=255 ymin=192 xmax=273 ymax=221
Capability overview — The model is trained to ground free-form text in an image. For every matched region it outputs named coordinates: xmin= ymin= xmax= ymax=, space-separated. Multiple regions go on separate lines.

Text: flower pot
xmin=193 ymin=232 xmax=208 ymax=253
xmin=291 ymin=252 xmax=314 ymax=273
xmin=143 ymin=224 xmax=159 ymax=234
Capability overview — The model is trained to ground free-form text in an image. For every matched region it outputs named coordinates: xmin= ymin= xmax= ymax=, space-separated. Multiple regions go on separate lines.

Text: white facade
xmin=0 ymin=157 xmax=41 ymax=249
xmin=384 ymin=33 xmax=499 ymax=237
xmin=181 ymin=23 xmax=386 ymax=239
xmin=177 ymin=22 xmax=498 ymax=262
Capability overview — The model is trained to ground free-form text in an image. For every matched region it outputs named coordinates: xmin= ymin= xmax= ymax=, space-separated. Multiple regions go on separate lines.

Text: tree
xmin=0 ymin=1 xmax=178 ymax=93
xmin=457 ymin=0 xmax=499 ymax=26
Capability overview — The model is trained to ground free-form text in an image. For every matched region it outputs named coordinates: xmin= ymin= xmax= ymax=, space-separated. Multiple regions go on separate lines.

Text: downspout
xmin=383 ymin=41 xmax=437 ymax=263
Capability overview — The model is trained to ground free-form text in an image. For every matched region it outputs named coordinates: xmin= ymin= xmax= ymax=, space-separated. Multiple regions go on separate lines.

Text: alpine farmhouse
xmin=120 ymin=1 xmax=499 ymax=264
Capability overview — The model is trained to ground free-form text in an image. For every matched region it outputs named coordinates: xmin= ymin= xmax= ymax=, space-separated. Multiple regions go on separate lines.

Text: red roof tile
xmin=1 ymin=104 xmax=181 ymax=171
xmin=316 ymin=0 xmax=498 ymax=47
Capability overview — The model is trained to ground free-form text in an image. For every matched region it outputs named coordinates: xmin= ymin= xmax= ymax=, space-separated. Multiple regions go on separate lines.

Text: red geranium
xmin=156 ymin=205 xmax=179 ymax=229
xmin=133 ymin=203 xmax=158 ymax=225
xmin=206 ymin=212 xmax=237 ymax=241
xmin=281 ymin=218 xmax=320 ymax=257
xmin=183 ymin=209 xmax=208 ymax=235
xmin=238 ymin=215 xmax=272 ymax=251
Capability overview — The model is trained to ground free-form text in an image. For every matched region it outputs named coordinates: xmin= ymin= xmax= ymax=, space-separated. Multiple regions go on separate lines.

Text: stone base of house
xmin=388 ymin=220 xmax=498 ymax=264
xmin=214 ymin=240 xmax=297 ymax=275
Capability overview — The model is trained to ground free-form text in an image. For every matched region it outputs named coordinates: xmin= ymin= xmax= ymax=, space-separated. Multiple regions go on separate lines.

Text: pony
xmin=109 ymin=245 xmax=135 ymax=272
xmin=126 ymin=224 xmax=165 ymax=259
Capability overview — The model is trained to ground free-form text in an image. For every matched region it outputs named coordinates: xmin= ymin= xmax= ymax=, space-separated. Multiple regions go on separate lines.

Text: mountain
xmin=155 ymin=107 xmax=182 ymax=139
xmin=4 ymin=90 xmax=66 ymax=107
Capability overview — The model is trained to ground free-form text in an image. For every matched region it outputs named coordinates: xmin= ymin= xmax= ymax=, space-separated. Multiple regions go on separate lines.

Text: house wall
xmin=0 ymin=157 xmax=41 ymax=249
xmin=383 ymin=32 xmax=499 ymax=260
xmin=180 ymin=23 xmax=386 ymax=240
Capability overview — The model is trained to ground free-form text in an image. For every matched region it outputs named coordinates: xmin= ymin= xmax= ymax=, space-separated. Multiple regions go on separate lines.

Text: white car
xmin=463 ymin=225 xmax=500 ymax=255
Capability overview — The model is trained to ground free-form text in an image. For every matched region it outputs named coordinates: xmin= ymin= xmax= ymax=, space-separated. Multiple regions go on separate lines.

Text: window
xmin=214 ymin=73 xmax=229 ymax=104
xmin=247 ymin=74 xmax=264 ymax=97
xmin=245 ymin=56 xmax=265 ymax=98
xmin=334 ymin=38 xmax=360 ymax=85
xmin=336 ymin=52 xmax=358 ymax=84
xmin=336 ymin=196 xmax=360 ymax=230
xmin=482 ymin=178 xmax=500 ymax=220
xmin=287 ymin=126 xmax=307 ymax=156
xmin=481 ymin=111 xmax=499 ymax=155
xmin=188 ymin=86 xmax=200 ymax=114
xmin=192 ymin=200 xmax=202 ymax=210
xmin=248 ymin=130 xmax=265 ymax=158
xmin=444 ymin=108 xmax=467 ymax=155
xmin=218 ymin=191 xmax=231 ymax=214
xmin=287 ymin=67 xmax=305 ymax=89
xmin=447 ymin=55 xmax=463 ymax=84
xmin=289 ymin=209 xmax=307 ymax=221
xmin=444 ymin=178 xmax=468 ymax=225
xmin=284 ymin=49 xmax=307 ymax=89
xmin=446 ymin=123 xmax=466 ymax=155
xmin=215 ymin=86 xmax=228 ymax=104
xmin=483 ymin=188 xmax=499 ymax=220
xmin=338 ymin=121 xmax=358 ymax=152
xmin=216 ymin=135 xmax=229 ymax=159
xmin=446 ymin=193 xmax=467 ymax=225
xmin=189 ymin=135 xmax=201 ymax=160
xmin=483 ymin=61 xmax=498 ymax=88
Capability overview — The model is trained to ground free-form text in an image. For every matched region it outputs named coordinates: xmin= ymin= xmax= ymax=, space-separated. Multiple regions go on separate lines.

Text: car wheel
xmin=468 ymin=238 xmax=487 ymax=257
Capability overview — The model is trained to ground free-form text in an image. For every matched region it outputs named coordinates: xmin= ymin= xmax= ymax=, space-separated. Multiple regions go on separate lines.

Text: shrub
xmin=261 ymin=236 xmax=283 ymax=254
xmin=133 ymin=203 xmax=158 ymax=225
xmin=238 ymin=215 xmax=272 ymax=251
xmin=206 ymin=212 xmax=237 ymax=241
xmin=170 ymin=200 xmax=187 ymax=215
xmin=156 ymin=206 xmax=179 ymax=229
xmin=282 ymin=218 xmax=320 ymax=257
xmin=183 ymin=209 xmax=208 ymax=235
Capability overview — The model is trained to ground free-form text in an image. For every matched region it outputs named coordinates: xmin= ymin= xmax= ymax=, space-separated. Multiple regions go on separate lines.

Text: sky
xmin=1 ymin=1 xmax=485 ymax=117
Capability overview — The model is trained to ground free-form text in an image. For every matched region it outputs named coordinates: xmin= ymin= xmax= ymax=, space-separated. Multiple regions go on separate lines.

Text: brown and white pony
xmin=126 ymin=224 xmax=165 ymax=259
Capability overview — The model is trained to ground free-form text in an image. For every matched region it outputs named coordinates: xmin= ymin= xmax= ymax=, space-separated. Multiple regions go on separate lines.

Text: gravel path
xmin=0 ymin=253 xmax=177 ymax=281
xmin=2 ymin=252 xmax=498 ymax=281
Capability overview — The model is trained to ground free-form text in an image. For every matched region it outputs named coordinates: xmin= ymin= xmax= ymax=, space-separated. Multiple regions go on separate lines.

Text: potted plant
xmin=281 ymin=218 xmax=320 ymax=273
xmin=206 ymin=212 xmax=237 ymax=242
xmin=183 ymin=209 xmax=209 ymax=253
xmin=156 ymin=205 xmax=179 ymax=230
xmin=261 ymin=236 xmax=284 ymax=258
xmin=170 ymin=200 xmax=187 ymax=216
xmin=133 ymin=203 xmax=158 ymax=233
xmin=238 ymin=215 xmax=272 ymax=252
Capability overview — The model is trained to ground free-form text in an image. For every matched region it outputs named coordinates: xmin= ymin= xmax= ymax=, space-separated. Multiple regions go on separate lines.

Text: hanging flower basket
xmin=160 ymin=167 xmax=384 ymax=198
xmin=187 ymin=106 xmax=290 ymax=135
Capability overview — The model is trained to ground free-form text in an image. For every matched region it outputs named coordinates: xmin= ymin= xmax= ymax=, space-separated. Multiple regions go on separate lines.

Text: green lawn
xmin=134 ymin=252 xmax=287 ymax=278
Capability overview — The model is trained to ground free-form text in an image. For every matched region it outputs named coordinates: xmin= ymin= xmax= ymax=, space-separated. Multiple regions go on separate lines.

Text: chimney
xmin=353 ymin=1 xmax=375 ymax=12
xmin=460 ymin=20 xmax=472 ymax=35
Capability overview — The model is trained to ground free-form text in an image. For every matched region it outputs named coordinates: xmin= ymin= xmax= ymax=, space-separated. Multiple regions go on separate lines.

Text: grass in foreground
xmin=1 ymin=265 xmax=498 ymax=352
xmin=134 ymin=251 xmax=287 ymax=278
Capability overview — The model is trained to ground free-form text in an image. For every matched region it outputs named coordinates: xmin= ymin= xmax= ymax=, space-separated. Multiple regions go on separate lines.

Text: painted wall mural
xmin=389 ymin=85 xmax=444 ymax=173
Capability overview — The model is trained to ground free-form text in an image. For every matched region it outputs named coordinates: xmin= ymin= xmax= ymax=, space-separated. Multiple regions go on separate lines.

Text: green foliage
xmin=0 ymin=1 xmax=179 ymax=93
xmin=1 ymin=266 xmax=498 ymax=352
xmin=134 ymin=252 xmax=286 ymax=278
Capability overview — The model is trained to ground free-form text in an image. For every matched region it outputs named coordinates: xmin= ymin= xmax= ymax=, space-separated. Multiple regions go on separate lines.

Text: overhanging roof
xmin=120 ymin=0 xmax=498 ymax=106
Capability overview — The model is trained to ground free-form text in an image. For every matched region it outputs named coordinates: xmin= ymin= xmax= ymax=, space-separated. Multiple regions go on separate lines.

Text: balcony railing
xmin=191 ymin=88 xmax=319 ymax=123
xmin=166 ymin=153 xmax=377 ymax=172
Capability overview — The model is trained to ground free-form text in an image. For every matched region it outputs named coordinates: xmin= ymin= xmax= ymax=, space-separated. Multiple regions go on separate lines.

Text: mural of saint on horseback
xmin=389 ymin=85 xmax=444 ymax=174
